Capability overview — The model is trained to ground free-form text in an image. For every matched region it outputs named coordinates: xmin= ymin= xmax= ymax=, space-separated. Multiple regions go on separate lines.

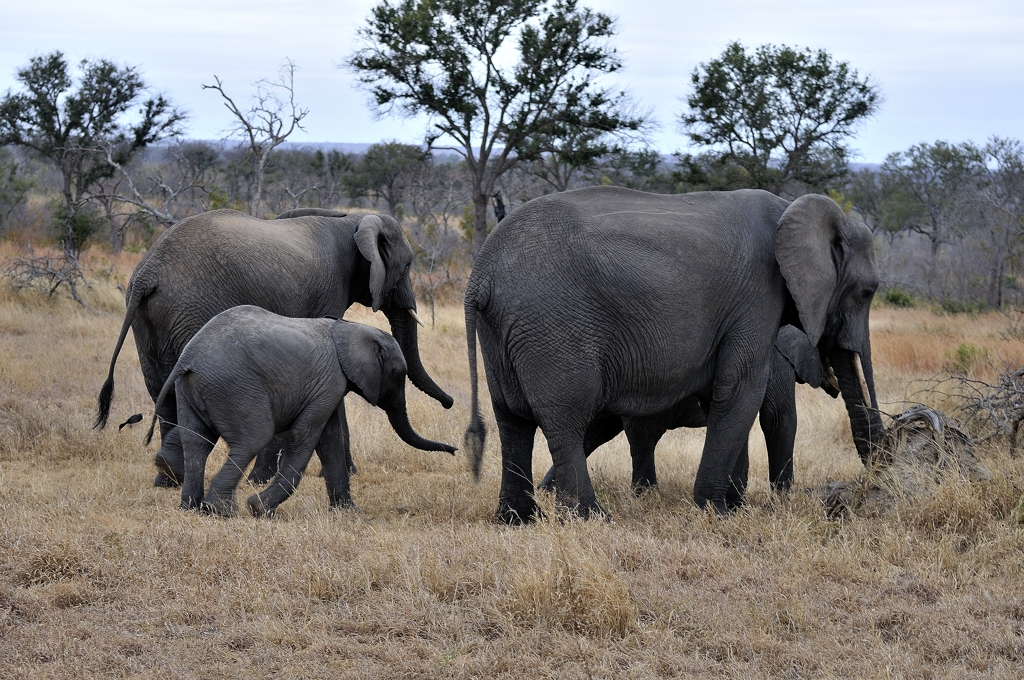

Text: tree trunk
xmin=472 ymin=191 xmax=490 ymax=258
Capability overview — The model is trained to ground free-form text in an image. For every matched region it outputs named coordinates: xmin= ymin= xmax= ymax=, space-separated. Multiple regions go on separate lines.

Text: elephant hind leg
xmin=247 ymin=423 xmax=322 ymax=518
xmin=204 ymin=424 xmax=276 ymax=517
xmin=177 ymin=409 xmax=217 ymax=512
xmin=246 ymin=436 xmax=284 ymax=485
xmin=493 ymin=401 xmax=539 ymax=525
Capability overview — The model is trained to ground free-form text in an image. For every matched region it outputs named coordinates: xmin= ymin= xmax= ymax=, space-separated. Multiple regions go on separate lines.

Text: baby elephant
xmin=145 ymin=305 xmax=456 ymax=517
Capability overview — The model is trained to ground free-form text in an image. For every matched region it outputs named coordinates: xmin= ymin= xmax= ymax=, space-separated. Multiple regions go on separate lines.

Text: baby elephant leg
xmin=316 ymin=406 xmax=354 ymax=510
xmin=177 ymin=408 xmax=216 ymax=512
xmin=204 ymin=426 xmax=276 ymax=517
xmin=247 ymin=425 xmax=321 ymax=518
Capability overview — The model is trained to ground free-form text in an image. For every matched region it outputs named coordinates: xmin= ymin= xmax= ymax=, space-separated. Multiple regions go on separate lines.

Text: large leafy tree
xmin=344 ymin=141 xmax=429 ymax=217
xmin=0 ymin=51 xmax=182 ymax=254
xmin=348 ymin=0 xmax=646 ymax=255
xmin=680 ymin=42 xmax=880 ymax=195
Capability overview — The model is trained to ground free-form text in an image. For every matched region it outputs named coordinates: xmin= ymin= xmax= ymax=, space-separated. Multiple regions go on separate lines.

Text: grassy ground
xmin=1 ymin=246 xmax=1023 ymax=678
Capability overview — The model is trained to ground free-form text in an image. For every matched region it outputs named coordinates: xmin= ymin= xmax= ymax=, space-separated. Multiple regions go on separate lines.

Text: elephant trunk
xmin=386 ymin=308 xmax=455 ymax=409
xmin=385 ymin=405 xmax=457 ymax=454
xmin=829 ymin=346 xmax=885 ymax=466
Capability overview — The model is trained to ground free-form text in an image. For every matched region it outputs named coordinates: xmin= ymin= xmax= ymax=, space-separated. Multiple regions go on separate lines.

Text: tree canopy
xmin=0 ymin=51 xmax=182 ymax=253
xmin=348 ymin=0 xmax=646 ymax=254
xmin=680 ymin=42 xmax=880 ymax=196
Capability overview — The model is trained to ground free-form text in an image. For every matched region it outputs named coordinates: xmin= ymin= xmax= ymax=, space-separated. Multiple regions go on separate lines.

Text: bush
xmin=881 ymin=288 xmax=915 ymax=308
xmin=934 ymin=298 xmax=987 ymax=315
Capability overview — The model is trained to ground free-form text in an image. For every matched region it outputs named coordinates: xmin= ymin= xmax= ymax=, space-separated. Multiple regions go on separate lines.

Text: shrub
xmin=881 ymin=288 xmax=915 ymax=308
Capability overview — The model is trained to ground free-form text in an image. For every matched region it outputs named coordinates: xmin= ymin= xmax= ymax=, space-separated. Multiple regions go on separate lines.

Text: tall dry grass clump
xmin=1 ymin=249 xmax=1023 ymax=677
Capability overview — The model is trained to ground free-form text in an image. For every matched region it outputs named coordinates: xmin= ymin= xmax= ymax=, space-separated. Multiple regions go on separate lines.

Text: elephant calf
xmin=145 ymin=305 xmax=456 ymax=517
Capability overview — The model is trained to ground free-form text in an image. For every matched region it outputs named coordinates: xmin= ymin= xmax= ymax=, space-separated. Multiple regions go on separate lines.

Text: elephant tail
xmin=463 ymin=292 xmax=486 ymax=481
xmin=95 ymin=278 xmax=155 ymax=430
xmin=145 ymin=362 xmax=186 ymax=446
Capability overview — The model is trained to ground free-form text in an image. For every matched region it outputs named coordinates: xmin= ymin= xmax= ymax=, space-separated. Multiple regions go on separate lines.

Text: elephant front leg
xmin=694 ymin=350 xmax=771 ymax=513
xmin=760 ymin=375 xmax=797 ymax=492
xmin=623 ymin=418 xmax=667 ymax=495
xmin=316 ymin=406 xmax=355 ymax=510
xmin=493 ymin=403 xmax=539 ymax=525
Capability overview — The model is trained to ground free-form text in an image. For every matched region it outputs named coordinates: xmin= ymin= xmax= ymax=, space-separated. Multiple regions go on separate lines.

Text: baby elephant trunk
xmin=386 ymin=407 xmax=457 ymax=454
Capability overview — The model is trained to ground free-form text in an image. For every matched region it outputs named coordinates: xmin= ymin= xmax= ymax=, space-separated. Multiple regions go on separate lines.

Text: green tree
xmin=349 ymin=0 xmax=646 ymax=255
xmin=680 ymin=42 xmax=880 ymax=195
xmin=0 ymin=148 xmax=32 ymax=232
xmin=0 ymin=51 xmax=183 ymax=254
xmin=344 ymin=141 xmax=429 ymax=216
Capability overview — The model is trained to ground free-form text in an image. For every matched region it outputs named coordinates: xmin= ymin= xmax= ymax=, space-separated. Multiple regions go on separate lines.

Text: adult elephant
xmin=464 ymin=187 xmax=883 ymax=521
xmin=536 ymin=326 xmax=840 ymax=496
xmin=96 ymin=208 xmax=453 ymax=485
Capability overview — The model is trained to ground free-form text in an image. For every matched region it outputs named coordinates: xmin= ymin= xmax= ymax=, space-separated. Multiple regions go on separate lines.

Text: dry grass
xmin=2 ymin=253 xmax=1024 ymax=678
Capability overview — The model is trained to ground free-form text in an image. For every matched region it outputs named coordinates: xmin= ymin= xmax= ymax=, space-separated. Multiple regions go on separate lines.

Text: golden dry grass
xmin=2 ymin=251 xmax=1024 ymax=678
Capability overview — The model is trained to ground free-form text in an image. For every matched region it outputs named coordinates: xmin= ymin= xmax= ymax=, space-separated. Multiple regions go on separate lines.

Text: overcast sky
xmin=2 ymin=0 xmax=1021 ymax=163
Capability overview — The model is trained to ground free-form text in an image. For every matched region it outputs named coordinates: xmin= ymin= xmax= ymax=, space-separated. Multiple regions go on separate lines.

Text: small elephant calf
xmin=146 ymin=305 xmax=456 ymax=517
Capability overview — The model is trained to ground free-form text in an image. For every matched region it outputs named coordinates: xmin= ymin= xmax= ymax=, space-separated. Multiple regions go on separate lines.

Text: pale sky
xmin=1 ymin=0 xmax=1021 ymax=163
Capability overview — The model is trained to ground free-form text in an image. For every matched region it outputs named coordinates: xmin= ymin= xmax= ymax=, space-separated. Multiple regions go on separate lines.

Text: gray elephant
xmin=464 ymin=187 xmax=883 ymax=521
xmin=96 ymin=208 xmax=453 ymax=487
xmin=537 ymin=326 xmax=840 ymax=495
xmin=145 ymin=305 xmax=456 ymax=516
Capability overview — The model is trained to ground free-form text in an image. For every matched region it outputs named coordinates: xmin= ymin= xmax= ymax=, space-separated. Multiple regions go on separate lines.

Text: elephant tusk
xmin=853 ymin=352 xmax=872 ymax=407
xmin=408 ymin=308 xmax=425 ymax=328
xmin=825 ymin=364 xmax=841 ymax=393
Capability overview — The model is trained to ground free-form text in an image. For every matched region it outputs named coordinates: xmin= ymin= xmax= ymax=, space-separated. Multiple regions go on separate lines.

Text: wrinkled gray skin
xmin=537 ymin=326 xmax=839 ymax=495
xmin=96 ymin=208 xmax=453 ymax=487
xmin=465 ymin=187 xmax=883 ymax=521
xmin=145 ymin=306 xmax=457 ymax=517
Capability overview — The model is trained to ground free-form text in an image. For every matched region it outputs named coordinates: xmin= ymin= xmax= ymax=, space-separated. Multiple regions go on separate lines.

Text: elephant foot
xmin=201 ymin=494 xmax=237 ymax=518
xmin=246 ymin=494 xmax=276 ymax=519
xmin=329 ymin=498 xmax=361 ymax=514
xmin=179 ymin=496 xmax=202 ymax=512
xmin=153 ymin=454 xmax=183 ymax=487
xmin=496 ymin=499 xmax=540 ymax=525
xmin=155 ymin=472 xmax=180 ymax=488
xmin=631 ymin=481 xmax=657 ymax=498
xmin=564 ymin=501 xmax=611 ymax=522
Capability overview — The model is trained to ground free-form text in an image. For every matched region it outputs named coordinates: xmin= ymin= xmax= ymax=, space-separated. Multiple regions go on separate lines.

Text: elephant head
xmin=331 ymin=320 xmax=456 ymax=454
xmin=776 ymin=195 xmax=884 ymax=465
xmin=353 ymin=214 xmax=454 ymax=410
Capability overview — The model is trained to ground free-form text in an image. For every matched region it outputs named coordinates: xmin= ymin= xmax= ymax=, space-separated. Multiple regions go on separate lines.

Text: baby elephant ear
xmin=775 ymin=325 xmax=837 ymax=397
xmin=331 ymin=321 xmax=382 ymax=406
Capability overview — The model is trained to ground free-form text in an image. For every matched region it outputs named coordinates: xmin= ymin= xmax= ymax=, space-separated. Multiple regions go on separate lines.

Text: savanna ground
xmin=1 ymin=244 xmax=1023 ymax=679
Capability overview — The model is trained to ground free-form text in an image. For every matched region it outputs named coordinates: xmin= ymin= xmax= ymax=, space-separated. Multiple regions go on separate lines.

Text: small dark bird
xmin=118 ymin=413 xmax=144 ymax=431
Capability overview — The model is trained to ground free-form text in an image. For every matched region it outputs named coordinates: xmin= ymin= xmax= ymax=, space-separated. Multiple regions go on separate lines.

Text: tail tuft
xmin=464 ymin=418 xmax=487 ymax=482
xmin=94 ymin=377 xmax=114 ymax=429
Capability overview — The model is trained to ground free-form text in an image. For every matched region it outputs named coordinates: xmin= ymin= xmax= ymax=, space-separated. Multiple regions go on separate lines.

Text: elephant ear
xmin=776 ymin=194 xmax=845 ymax=347
xmin=775 ymin=325 xmax=835 ymax=396
xmin=354 ymin=214 xmax=413 ymax=313
xmin=331 ymin=321 xmax=382 ymax=406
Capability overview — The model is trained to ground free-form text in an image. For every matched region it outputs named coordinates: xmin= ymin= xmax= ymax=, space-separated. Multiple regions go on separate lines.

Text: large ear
xmin=354 ymin=214 xmax=413 ymax=313
xmin=775 ymin=325 xmax=837 ymax=396
xmin=354 ymin=215 xmax=387 ymax=312
xmin=776 ymin=195 xmax=846 ymax=346
xmin=331 ymin=321 xmax=382 ymax=406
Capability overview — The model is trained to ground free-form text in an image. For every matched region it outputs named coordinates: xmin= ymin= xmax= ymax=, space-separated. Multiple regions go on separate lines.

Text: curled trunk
xmin=386 ymin=308 xmax=455 ymax=409
xmin=385 ymin=406 xmax=456 ymax=454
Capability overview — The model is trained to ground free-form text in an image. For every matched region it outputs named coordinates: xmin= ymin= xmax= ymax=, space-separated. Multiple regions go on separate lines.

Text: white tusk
xmin=853 ymin=352 xmax=872 ymax=407
xmin=825 ymin=364 xmax=841 ymax=393
xmin=408 ymin=308 xmax=425 ymax=328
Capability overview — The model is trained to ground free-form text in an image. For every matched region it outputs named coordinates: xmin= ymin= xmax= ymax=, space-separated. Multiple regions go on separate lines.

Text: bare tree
xmin=203 ymin=60 xmax=308 ymax=216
